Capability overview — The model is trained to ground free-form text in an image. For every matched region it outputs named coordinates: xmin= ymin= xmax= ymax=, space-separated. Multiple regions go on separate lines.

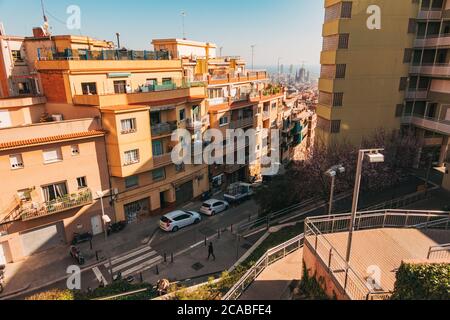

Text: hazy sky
xmin=0 ymin=0 xmax=324 ymax=66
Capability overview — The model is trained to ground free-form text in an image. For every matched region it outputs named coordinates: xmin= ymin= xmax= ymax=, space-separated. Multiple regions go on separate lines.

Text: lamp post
xmin=345 ymin=149 xmax=384 ymax=265
xmin=325 ymin=165 xmax=345 ymax=216
xmin=115 ymin=32 xmax=121 ymax=49
xmin=97 ymin=191 xmax=111 ymax=241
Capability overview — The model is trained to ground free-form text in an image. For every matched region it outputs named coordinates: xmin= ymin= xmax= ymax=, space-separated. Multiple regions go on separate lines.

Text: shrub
xmin=26 ymin=289 xmax=75 ymax=301
xmin=391 ymin=262 xmax=450 ymax=300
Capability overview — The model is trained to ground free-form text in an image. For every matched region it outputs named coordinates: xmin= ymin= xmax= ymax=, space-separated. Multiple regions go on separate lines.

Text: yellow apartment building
xmin=0 ymin=96 xmax=112 ymax=263
xmin=35 ymin=49 xmax=210 ymax=223
xmin=318 ymin=0 xmax=420 ymax=146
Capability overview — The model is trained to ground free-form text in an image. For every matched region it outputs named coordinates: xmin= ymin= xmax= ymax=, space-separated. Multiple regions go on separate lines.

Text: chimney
xmin=32 ymin=27 xmax=46 ymax=38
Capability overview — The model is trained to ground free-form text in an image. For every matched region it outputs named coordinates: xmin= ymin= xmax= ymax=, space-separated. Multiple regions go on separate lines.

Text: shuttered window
xmin=43 ymin=148 xmax=62 ymax=164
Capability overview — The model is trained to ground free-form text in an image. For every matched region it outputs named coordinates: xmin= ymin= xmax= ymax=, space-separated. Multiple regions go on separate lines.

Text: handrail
xmin=222 ymin=233 xmax=305 ymax=300
xmin=427 ymin=243 xmax=450 ymax=259
xmin=304 ymin=210 xmax=450 ymax=300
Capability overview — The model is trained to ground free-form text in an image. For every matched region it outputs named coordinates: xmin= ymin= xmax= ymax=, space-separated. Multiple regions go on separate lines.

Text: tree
xmin=255 ymin=129 xmax=421 ymax=216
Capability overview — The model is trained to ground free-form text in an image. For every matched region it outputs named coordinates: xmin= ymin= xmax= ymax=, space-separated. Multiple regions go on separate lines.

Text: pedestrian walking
xmin=207 ymin=242 xmax=216 ymax=261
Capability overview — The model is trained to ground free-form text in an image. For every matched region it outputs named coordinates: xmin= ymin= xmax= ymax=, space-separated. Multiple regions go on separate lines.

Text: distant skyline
xmin=0 ymin=0 xmax=324 ymax=66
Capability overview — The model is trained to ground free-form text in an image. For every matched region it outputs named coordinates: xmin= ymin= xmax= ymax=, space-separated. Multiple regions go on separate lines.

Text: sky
xmin=0 ymin=0 xmax=324 ymax=67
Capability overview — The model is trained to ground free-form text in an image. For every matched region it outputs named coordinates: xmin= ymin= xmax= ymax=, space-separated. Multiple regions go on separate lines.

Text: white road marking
xmin=121 ymin=256 xmax=163 ymax=277
xmin=104 ymin=246 xmax=153 ymax=268
xmin=92 ymin=267 xmax=108 ymax=285
xmin=111 ymin=251 xmax=158 ymax=273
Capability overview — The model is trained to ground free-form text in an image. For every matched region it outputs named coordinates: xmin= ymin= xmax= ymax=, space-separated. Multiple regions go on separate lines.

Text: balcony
xmin=186 ymin=116 xmax=210 ymax=130
xmin=20 ymin=189 xmax=93 ymax=221
xmin=402 ymin=115 xmax=450 ymax=135
xmin=207 ymin=71 xmax=268 ymax=85
xmin=414 ymin=34 xmax=450 ymax=48
xmin=151 ymin=122 xmax=177 ymax=138
xmin=409 ymin=64 xmax=450 ymax=77
xmin=73 ymin=86 xmax=206 ymax=107
xmin=417 ymin=9 xmax=442 ymax=20
xmin=207 ymin=97 xmax=229 ymax=106
xmin=153 ymin=153 xmax=173 ymax=168
xmin=229 ymin=117 xmax=254 ymax=129
xmin=405 ymin=88 xmax=429 ymax=100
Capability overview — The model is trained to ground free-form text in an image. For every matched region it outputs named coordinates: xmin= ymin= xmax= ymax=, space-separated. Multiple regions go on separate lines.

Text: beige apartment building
xmin=35 ymin=48 xmax=210 ymax=223
xmin=318 ymin=0 xmax=419 ymax=146
xmin=0 ymin=96 xmax=112 ymax=264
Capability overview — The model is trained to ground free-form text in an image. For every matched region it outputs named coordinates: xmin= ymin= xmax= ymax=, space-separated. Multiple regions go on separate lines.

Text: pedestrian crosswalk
xmin=104 ymin=245 xmax=163 ymax=278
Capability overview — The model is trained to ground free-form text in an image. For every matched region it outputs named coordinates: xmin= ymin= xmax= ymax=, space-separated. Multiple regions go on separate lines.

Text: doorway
xmin=91 ymin=215 xmax=103 ymax=236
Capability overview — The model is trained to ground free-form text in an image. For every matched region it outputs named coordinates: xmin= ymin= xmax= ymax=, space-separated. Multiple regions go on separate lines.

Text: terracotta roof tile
xmin=0 ymin=130 xmax=105 ymax=150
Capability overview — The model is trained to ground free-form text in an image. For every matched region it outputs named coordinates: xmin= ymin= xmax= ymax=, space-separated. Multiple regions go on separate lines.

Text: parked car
xmin=200 ymin=199 xmax=230 ymax=216
xmin=71 ymin=232 xmax=93 ymax=245
xmin=159 ymin=210 xmax=201 ymax=232
xmin=224 ymin=182 xmax=254 ymax=204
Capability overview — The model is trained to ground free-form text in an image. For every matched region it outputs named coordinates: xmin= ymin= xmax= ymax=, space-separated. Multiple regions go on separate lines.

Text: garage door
xmin=21 ymin=223 xmax=65 ymax=256
xmin=175 ymin=181 xmax=194 ymax=206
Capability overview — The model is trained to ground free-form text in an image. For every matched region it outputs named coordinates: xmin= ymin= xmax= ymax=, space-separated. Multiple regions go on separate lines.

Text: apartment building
xmin=318 ymin=0 xmax=419 ymax=146
xmin=153 ymin=39 xmax=285 ymax=189
xmin=0 ymin=96 xmax=112 ymax=263
xmin=401 ymin=0 xmax=450 ymax=173
xmin=34 ymin=48 xmax=210 ymax=223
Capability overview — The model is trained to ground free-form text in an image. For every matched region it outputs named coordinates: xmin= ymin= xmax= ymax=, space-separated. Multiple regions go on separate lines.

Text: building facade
xmin=318 ymin=0 xmax=420 ymax=145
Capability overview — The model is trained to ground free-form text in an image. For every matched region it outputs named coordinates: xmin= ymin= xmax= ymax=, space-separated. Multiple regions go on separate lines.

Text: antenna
xmin=40 ymin=0 xmax=50 ymax=36
xmin=181 ymin=11 xmax=187 ymax=40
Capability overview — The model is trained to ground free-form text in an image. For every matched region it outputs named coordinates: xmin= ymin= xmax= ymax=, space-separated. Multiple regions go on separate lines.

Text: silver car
xmin=200 ymin=199 xmax=230 ymax=216
xmin=159 ymin=210 xmax=202 ymax=232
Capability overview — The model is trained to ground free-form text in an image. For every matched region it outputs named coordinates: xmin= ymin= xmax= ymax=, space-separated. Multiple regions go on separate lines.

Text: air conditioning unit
xmin=51 ymin=114 xmax=64 ymax=122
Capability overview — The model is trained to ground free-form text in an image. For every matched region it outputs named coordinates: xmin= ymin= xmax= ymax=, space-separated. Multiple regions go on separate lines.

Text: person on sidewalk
xmin=207 ymin=242 xmax=216 ymax=261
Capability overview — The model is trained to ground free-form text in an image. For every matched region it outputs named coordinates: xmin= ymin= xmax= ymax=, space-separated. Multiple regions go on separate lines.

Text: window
xmin=71 ymin=145 xmax=80 ymax=156
xmin=152 ymin=168 xmax=165 ymax=181
xmin=17 ymin=189 xmax=32 ymax=202
xmin=9 ymin=154 xmax=24 ymax=170
xmin=395 ymin=104 xmax=404 ymax=118
xmin=271 ymin=103 xmax=277 ymax=110
xmin=399 ymin=77 xmax=408 ymax=91
xmin=125 ymin=175 xmax=139 ymax=189
xmin=124 ymin=149 xmax=140 ymax=166
xmin=77 ymin=177 xmax=88 ymax=189
xmin=179 ymin=109 xmax=186 ymax=121
xmin=12 ymin=50 xmax=24 ymax=64
xmin=114 ymin=80 xmax=127 ymax=94
xmin=340 ymin=2 xmax=352 ymax=18
xmin=333 ymin=93 xmax=344 ymax=107
xmin=43 ymin=148 xmax=63 ymax=164
xmin=42 ymin=183 xmax=68 ymax=202
xmin=18 ymin=82 xmax=30 ymax=94
xmin=336 ymin=64 xmax=347 ymax=78
xmin=81 ymin=82 xmax=97 ymax=95
xmin=408 ymin=19 xmax=417 ymax=34
xmin=146 ymin=78 xmax=157 ymax=86
xmin=338 ymin=34 xmax=350 ymax=49
xmin=331 ymin=120 xmax=341 ymax=134
xmin=152 ymin=140 xmax=164 ymax=156
xmin=121 ymin=118 xmax=137 ymax=134
xmin=219 ymin=116 xmax=229 ymax=126
xmin=162 ymin=78 xmax=172 ymax=85
xmin=403 ymin=49 xmax=413 ymax=64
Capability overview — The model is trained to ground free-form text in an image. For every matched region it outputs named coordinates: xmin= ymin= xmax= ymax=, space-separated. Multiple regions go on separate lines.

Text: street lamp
xmin=97 ymin=191 xmax=111 ymax=240
xmin=325 ymin=164 xmax=346 ymax=216
xmin=345 ymin=149 xmax=384 ymax=265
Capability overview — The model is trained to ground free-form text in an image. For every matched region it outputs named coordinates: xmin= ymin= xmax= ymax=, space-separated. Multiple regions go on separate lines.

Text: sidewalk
xmin=138 ymin=230 xmax=246 ymax=286
xmin=0 ymin=214 xmax=161 ymax=297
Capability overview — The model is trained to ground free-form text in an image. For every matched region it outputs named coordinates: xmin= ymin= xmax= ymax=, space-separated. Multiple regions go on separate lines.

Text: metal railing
xmin=38 ymin=48 xmax=170 ymax=61
xmin=304 ymin=210 xmax=450 ymax=300
xmin=362 ymin=188 xmax=436 ymax=212
xmin=21 ymin=189 xmax=93 ymax=221
xmin=427 ymin=243 xmax=450 ymax=260
xmin=222 ymin=234 xmax=305 ymax=300
xmin=151 ymin=122 xmax=177 ymax=137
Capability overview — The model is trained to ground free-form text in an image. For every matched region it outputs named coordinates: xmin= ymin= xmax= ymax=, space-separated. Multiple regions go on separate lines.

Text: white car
xmin=159 ymin=210 xmax=202 ymax=232
xmin=200 ymin=199 xmax=230 ymax=216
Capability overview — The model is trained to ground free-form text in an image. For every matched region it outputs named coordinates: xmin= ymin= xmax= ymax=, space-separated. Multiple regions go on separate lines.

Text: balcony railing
xmin=21 ymin=189 xmax=93 ymax=221
xmin=207 ymin=97 xmax=229 ymax=106
xmin=229 ymin=117 xmax=254 ymax=129
xmin=151 ymin=122 xmax=178 ymax=137
xmin=140 ymin=83 xmax=177 ymax=92
xmin=410 ymin=63 xmax=450 ymax=77
xmin=38 ymin=48 xmax=170 ymax=61
xmin=405 ymin=88 xmax=429 ymax=100
xmin=417 ymin=9 xmax=442 ymax=20
xmin=402 ymin=115 xmax=450 ymax=134
xmin=153 ymin=153 xmax=173 ymax=168
xmin=186 ymin=116 xmax=210 ymax=130
xmin=414 ymin=33 xmax=450 ymax=48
